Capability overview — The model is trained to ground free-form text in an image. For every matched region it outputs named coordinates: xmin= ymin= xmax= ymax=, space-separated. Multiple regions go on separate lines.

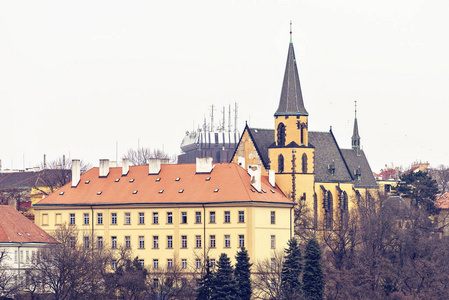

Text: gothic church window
xmin=278 ymin=154 xmax=284 ymax=173
xmin=302 ymin=153 xmax=308 ymax=173
xmin=277 ymin=123 xmax=286 ymax=146
xmin=325 ymin=191 xmax=333 ymax=230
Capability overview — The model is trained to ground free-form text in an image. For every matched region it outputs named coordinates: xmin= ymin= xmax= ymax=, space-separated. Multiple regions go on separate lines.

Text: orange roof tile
xmin=0 ymin=205 xmax=58 ymax=244
xmin=436 ymin=192 xmax=449 ymax=210
xmin=35 ymin=163 xmax=293 ymax=207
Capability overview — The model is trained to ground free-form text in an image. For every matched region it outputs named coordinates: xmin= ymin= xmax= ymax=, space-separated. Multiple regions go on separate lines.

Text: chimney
xmin=99 ymin=159 xmax=109 ymax=177
xmin=268 ymin=169 xmax=275 ymax=187
xmin=149 ymin=158 xmax=162 ymax=175
xmin=122 ymin=158 xmax=129 ymax=176
xmin=238 ymin=156 xmax=245 ymax=169
xmin=72 ymin=159 xmax=80 ymax=187
xmin=43 ymin=154 xmax=47 ymax=169
xmin=248 ymin=164 xmax=261 ymax=192
xmin=196 ymin=157 xmax=213 ymax=173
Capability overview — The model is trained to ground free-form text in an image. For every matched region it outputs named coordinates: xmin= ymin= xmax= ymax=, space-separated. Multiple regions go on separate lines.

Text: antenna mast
xmin=234 ymin=102 xmax=238 ymax=133
xmin=210 ymin=104 xmax=214 ymax=132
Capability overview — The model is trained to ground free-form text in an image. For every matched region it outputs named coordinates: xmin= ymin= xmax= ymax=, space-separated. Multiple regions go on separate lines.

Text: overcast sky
xmin=1 ymin=0 xmax=448 ymax=173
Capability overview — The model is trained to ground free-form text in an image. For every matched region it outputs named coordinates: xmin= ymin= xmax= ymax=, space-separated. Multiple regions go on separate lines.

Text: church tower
xmin=352 ymin=101 xmax=361 ymax=156
xmin=269 ymin=24 xmax=315 ymax=203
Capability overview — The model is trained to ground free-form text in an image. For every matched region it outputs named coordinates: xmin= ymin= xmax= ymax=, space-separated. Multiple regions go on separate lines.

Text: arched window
xmin=340 ymin=191 xmax=349 ymax=228
xmin=278 ymin=154 xmax=284 ymax=173
xmin=313 ymin=193 xmax=318 ymax=229
xmin=325 ymin=191 xmax=333 ymax=229
xmin=277 ymin=123 xmax=286 ymax=146
xmin=300 ymin=124 xmax=304 ymax=145
xmin=302 ymin=153 xmax=308 ymax=173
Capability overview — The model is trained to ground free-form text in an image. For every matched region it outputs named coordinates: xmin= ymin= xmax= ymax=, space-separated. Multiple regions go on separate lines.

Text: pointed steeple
xmin=274 ymin=24 xmax=308 ymax=117
xmin=352 ymin=101 xmax=361 ymax=155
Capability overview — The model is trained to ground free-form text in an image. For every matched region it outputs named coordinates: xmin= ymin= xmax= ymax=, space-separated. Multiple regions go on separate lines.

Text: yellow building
xmin=231 ymin=34 xmax=378 ymax=231
xmin=33 ymin=158 xmax=294 ymax=269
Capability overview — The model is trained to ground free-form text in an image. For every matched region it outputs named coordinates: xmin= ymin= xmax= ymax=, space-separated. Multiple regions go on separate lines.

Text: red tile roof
xmin=35 ymin=163 xmax=293 ymax=206
xmin=0 ymin=205 xmax=58 ymax=244
xmin=436 ymin=193 xmax=449 ymax=210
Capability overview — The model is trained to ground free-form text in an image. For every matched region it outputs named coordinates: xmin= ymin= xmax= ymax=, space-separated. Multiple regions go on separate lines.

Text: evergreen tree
xmin=397 ymin=170 xmax=440 ymax=214
xmin=281 ymin=238 xmax=302 ymax=299
xmin=234 ymin=247 xmax=252 ymax=300
xmin=197 ymin=257 xmax=214 ymax=300
xmin=302 ymin=238 xmax=324 ymax=300
xmin=211 ymin=253 xmax=238 ymax=300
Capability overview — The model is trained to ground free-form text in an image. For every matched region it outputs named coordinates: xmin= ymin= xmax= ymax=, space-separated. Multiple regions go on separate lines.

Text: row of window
xmin=67 ymin=210 xmax=277 ymax=226
xmin=80 ymin=234 xmax=267 ymax=250
xmin=111 ymin=257 xmax=215 ymax=271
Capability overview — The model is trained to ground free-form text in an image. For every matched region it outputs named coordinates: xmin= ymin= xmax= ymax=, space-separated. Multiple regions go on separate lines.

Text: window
xmin=111 ymin=260 xmax=117 ymax=270
xmin=125 ymin=213 xmax=131 ymax=225
xmin=181 ymin=259 xmax=187 ymax=269
xmin=271 ymin=235 xmax=276 ymax=249
xmin=97 ymin=236 xmax=103 ymax=249
xmin=111 ymin=213 xmax=117 ymax=225
xmin=83 ymin=236 xmax=89 ymax=248
xmin=277 ymin=122 xmax=286 ymax=146
xmin=238 ymin=211 xmax=245 ymax=223
xmin=300 ymin=122 xmax=305 ymax=144
xmin=196 ymin=258 xmax=201 ymax=269
xmin=167 ymin=236 xmax=173 ymax=248
xmin=195 ymin=235 xmax=202 ymax=248
xmin=224 ymin=211 xmax=230 ymax=223
xmin=111 ymin=236 xmax=117 ymax=249
xmin=55 ymin=213 xmax=61 ymax=225
xmin=153 ymin=212 xmax=159 ymax=224
xmin=195 ymin=211 xmax=202 ymax=224
xmin=69 ymin=237 xmax=75 ymax=249
xmin=271 ymin=258 xmax=275 ymax=270
xmin=153 ymin=259 xmax=159 ymax=269
xmin=139 ymin=212 xmax=145 ymax=224
xmin=153 ymin=278 xmax=159 ymax=288
xmin=70 ymin=213 xmax=75 ymax=225
xmin=270 ymin=211 xmax=276 ymax=224
xmin=325 ymin=191 xmax=334 ymax=229
xmin=84 ymin=213 xmax=89 ymax=225
xmin=125 ymin=236 xmax=131 ymax=249
xmin=139 ymin=259 xmax=144 ymax=267
xmin=278 ymin=154 xmax=284 ymax=173
xmin=210 ymin=235 xmax=216 ymax=248
xmin=210 ymin=259 xmax=216 ymax=269
xmin=181 ymin=235 xmax=187 ymax=248
xmin=210 ymin=211 xmax=216 ymax=223
xmin=181 ymin=212 xmax=187 ymax=224
xmin=153 ymin=236 xmax=159 ymax=249
xmin=167 ymin=212 xmax=173 ymax=224
xmin=42 ymin=214 xmax=49 ymax=225
xmin=139 ymin=236 xmax=145 ymax=249
xmin=239 ymin=235 xmax=244 ymax=248
xmin=97 ymin=213 xmax=103 ymax=225
xmin=302 ymin=153 xmax=308 ymax=173
xmin=224 ymin=235 xmax=230 ymax=248
xmin=167 ymin=259 xmax=173 ymax=269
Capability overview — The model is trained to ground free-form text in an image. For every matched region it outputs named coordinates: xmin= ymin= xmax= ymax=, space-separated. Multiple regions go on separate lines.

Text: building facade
xmin=33 ymin=158 xmax=294 ymax=269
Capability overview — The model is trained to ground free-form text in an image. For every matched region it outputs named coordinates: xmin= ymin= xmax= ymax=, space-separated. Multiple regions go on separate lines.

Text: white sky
xmin=1 ymin=0 xmax=448 ymax=173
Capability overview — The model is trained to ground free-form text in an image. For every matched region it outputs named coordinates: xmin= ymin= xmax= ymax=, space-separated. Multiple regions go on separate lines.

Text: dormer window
xmin=97 ymin=191 xmax=102 ymax=195
xmin=158 ymin=190 xmax=164 ymax=194
xmin=59 ymin=191 xmax=64 ymax=195
xmin=85 ymin=180 xmax=90 ymax=184
xmin=129 ymin=179 xmax=135 ymax=183
xmin=206 ymin=177 xmax=211 ymax=181
xmin=175 ymin=178 xmax=181 ymax=181
xmin=214 ymin=189 xmax=219 ymax=193
xmin=115 ymin=178 xmax=120 ymax=182
xmin=133 ymin=190 xmax=138 ymax=194
xmin=156 ymin=178 xmax=161 ymax=182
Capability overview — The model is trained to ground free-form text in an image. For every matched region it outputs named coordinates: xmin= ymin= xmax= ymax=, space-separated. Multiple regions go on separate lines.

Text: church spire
xmin=352 ymin=101 xmax=361 ymax=155
xmin=274 ymin=24 xmax=308 ymax=117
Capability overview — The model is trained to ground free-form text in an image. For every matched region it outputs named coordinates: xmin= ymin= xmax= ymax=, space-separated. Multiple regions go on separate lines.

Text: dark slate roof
xmin=0 ymin=169 xmax=69 ymax=188
xmin=247 ymin=127 xmax=275 ymax=170
xmin=274 ymin=42 xmax=308 ymax=117
xmin=352 ymin=117 xmax=360 ymax=140
xmin=341 ymin=149 xmax=378 ymax=188
xmin=308 ymin=131 xmax=353 ymax=183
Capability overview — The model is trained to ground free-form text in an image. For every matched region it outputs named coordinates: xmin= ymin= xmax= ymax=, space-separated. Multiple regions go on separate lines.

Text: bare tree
xmin=122 ymin=147 xmax=177 ymax=165
xmin=430 ymin=164 xmax=449 ymax=194
xmin=34 ymin=156 xmax=92 ymax=196
xmin=0 ymin=249 xmax=21 ymax=299
xmin=252 ymin=250 xmax=284 ymax=300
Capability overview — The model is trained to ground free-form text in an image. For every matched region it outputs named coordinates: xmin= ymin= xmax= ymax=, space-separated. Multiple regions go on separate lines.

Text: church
xmin=231 ymin=32 xmax=377 ymax=230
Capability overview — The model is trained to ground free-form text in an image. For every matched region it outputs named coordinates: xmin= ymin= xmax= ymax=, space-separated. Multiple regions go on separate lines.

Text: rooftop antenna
xmin=210 ymin=104 xmax=215 ymax=132
xmin=222 ymin=106 xmax=225 ymax=132
xmin=234 ymin=102 xmax=238 ymax=133
xmin=228 ymin=103 xmax=232 ymax=132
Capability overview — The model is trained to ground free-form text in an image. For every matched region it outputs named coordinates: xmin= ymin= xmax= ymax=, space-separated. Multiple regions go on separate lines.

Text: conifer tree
xmin=280 ymin=238 xmax=302 ymax=299
xmin=234 ymin=246 xmax=252 ymax=300
xmin=197 ymin=257 xmax=214 ymax=300
xmin=211 ymin=253 xmax=238 ymax=300
xmin=302 ymin=238 xmax=324 ymax=300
